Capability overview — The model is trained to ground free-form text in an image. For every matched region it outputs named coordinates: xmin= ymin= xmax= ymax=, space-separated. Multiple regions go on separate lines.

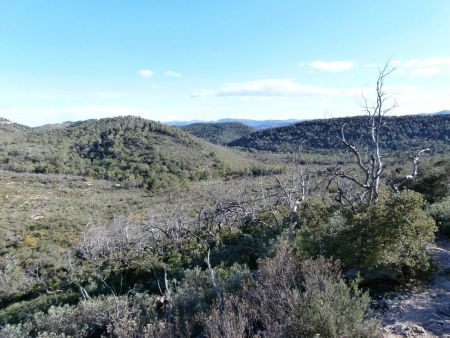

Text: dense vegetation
xmin=180 ymin=122 xmax=255 ymax=145
xmin=0 ymin=116 xmax=276 ymax=191
xmin=1 ymin=112 xmax=449 ymax=337
xmin=229 ymin=114 xmax=450 ymax=154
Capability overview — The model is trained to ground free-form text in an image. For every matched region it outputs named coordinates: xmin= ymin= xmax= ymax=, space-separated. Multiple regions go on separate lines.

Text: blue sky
xmin=1 ymin=0 xmax=450 ymax=126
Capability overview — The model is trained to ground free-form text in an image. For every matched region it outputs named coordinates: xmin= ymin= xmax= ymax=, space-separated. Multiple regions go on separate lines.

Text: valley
xmin=0 ymin=112 xmax=449 ymax=337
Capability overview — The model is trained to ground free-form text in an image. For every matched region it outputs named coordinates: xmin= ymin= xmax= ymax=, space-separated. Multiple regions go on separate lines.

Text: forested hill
xmin=228 ymin=114 xmax=450 ymax=154
xmin=0 ymin=116 xmax=260 ymax=190
xmin=0 ymin=117 xmax=30 ymax=134
xmin=180 ymin=122 xmax=256 ymax=145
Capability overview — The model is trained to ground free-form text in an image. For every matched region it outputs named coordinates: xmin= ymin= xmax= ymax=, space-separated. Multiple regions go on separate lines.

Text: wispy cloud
xmin=164 ymin=70 xmax=181 ymax=77
xmin=394 ymin=87 xmax=450 ymax=114
xmin=191 ymin=79 xmax=358 ymax=97
xmin=137 ymin=69 xmax=155 ymax=78
xmin=397 ymin=57 xmax=450 ymax=76
xmin=307 ymin=60 xmax=354 ymax=72
xmin=365 ymin=57 xmax=450 ymax=76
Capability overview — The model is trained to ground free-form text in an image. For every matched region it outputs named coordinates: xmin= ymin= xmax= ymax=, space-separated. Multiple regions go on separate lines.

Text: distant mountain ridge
xmin=167 ymin=118 xmax=301 ymax=129
xmin=166 ymin=110 xmax=450 ymax=129
xmin=433 ymin=110 xmax=450 ymax=115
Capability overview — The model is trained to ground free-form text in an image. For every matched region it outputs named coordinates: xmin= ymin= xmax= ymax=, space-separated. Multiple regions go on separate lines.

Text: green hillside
xmin=180 ymin=122 xmax=256 ymax=145
xmin=0 ymin=116 xmax=265 ymax=191
xmin=228 ymin=114 xmax=450 ymax=154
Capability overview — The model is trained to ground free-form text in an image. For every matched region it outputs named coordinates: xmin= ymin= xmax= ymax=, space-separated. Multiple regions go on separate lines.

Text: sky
xmin=1 ymin=0 xmax=450 ymax=126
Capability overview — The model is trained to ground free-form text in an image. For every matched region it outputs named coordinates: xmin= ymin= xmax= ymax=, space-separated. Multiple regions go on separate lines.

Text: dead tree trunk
xmin=337 ymin=62 xmax=396 ymax=207
xmin=207 ymin=249 xmax=224 ymax=311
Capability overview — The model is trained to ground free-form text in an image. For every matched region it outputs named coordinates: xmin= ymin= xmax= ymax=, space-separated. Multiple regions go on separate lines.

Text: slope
xmin=180 ymin=122 xmax=256 ymax=145
xmin=228 ymin=115 xmax=450 ymax=154
xmin=0 ymin=116 xmax=265 ymax=190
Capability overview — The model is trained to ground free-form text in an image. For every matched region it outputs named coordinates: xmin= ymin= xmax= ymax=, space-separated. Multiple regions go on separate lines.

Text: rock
xmin=383 ymin=322 xmax=432 ymax=337
xmin=393 ymin=323 xmax=412 ymax=335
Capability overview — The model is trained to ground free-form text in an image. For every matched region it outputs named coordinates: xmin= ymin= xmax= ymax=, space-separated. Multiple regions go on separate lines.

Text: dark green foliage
xmin=229 ymin=114 xmax=450 ymax=154
xmin=428 ymin=196 xmax=450 ymax=236
xmin=0 ymin=116 xmax=264 ymax=191
xmin=212 ymin=207 xmax=290 ymax=269
xmin=291 ymin=258 xmax=377 ymax=338
xmin=181 ymin=122 xmax=256 ymax=145
xmin=0 ymin=292 xmax=79 ymax=326
xmin=345 ymin=190 xmax=436 ymax=276
xmin=403 ymin=158 xmax=450 ymax=203
xmin=294 ymin=197 xmax=344 ymax=257
xmin=295 ymin=190 xmax=437 ymax=280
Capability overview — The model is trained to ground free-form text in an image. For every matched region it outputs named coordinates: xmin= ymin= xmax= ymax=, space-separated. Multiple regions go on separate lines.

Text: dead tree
xmin=337 ymin=63 xmax=396 ymax=206
xmin=410 ymin=148 xmax=430 ymax=179
xmin=207 ymin=249 xmax=224 ymax=311
xmin=388 ymin=148 xmax=431 ymax=192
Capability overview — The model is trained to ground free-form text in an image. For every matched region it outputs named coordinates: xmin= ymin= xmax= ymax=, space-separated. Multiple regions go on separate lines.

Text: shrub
xmin=202 ymin=243 xmax=378 ymax=338
xmin=403 ymin=159 xmax=450 ymax=203
xmin=0 ymin=324 xmax=25 ymax=338
xmin=291 ymin=258 xmax=378 ymax=338
xmin=9 ymin=294 xmax=170 ymax=337
xmin=428 ymin=196 xmax=450 ymax=236
xmin=343 ymin=190 xmax=437 ymax=279
xmin=294 ymin=197 xmax=344 ymax=257
xmin=294 ymin=190 xmax=436 ymax=281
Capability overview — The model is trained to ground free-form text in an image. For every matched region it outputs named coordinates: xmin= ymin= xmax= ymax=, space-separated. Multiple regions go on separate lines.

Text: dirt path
xmin=379 ymin=240 xmax=450 ymax=337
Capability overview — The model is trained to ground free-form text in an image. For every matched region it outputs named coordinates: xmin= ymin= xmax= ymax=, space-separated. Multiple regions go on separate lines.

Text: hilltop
xmin=167 ymin=118 xmax=301 ymax=129
xmin=180 ymin=122 xmax=256 ymax=145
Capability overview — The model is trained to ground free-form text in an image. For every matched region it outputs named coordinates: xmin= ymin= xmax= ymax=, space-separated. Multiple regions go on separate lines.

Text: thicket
xmin=294 ymin=190 xmax=436 ymax=281
xmin=1 ymin=162 xmax=443 ymax=337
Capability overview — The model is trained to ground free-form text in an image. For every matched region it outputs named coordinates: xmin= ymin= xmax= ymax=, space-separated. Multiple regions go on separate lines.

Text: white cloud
xmin=395 ymin=57 xmax=450 ymax=76
xmin=138 ymin=69 xmax=155 ymax=78
xmin=164 ymin=70 xmax=181 ymax=77
xmin=395 ymin=87 xmax=450 ymax=114
xmin=308 ymin=60 xmax=354 ymax=72
xmin=191 ymin=79 xmax=359 ymax=97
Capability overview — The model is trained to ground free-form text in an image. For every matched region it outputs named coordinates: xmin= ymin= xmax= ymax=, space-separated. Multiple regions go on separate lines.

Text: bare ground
xmin=378 ymin=240 xmax=450 ymax=337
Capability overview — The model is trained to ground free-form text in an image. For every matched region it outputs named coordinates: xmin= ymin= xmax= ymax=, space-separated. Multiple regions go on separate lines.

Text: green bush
xmin=295 ymin=190 xmax=436 ymax=281
xmin=428 ymin=196 xmax=450 ymax=236
xmin=3 ymin=294 xmax=169 ymax=338
xmin=291 ymin=258 xmax=378 ymax=338
xmin=343 ymin=190 xmax=436 ymax=278
xmin=0 ymin=292 xmax=78 ymax=326
xmin=294 ymin=197 xmax=344 ymax=257
xmin=404 ymin=159 xmax=450 ymax=203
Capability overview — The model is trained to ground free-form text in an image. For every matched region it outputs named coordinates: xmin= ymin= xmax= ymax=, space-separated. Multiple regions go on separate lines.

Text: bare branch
xmin=337 ymin=61 xmax=396 ymax=207
xmin=411 ymin=148 xmax=430 ymax=178
xmin=207 ymin=249 xmax=224 ymax=311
